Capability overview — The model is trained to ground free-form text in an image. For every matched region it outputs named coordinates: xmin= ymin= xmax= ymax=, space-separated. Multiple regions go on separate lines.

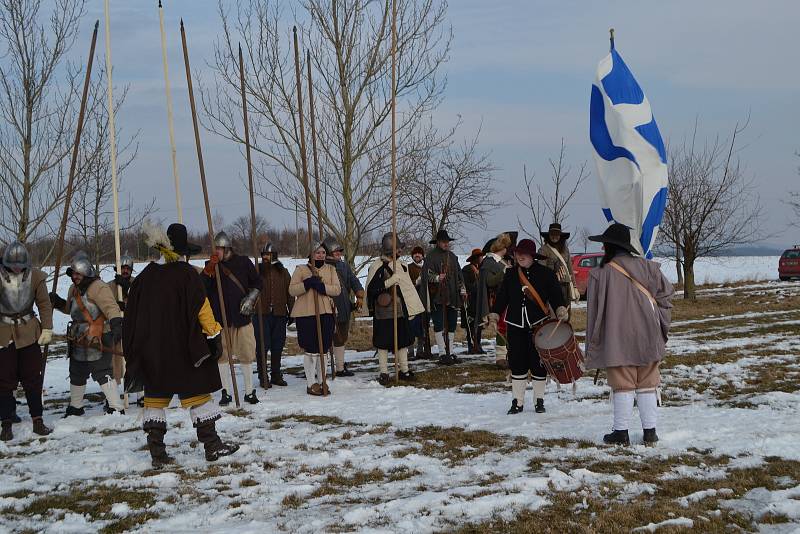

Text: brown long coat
xmin=0 ymin=268 xmax=53 ymax=349
xmin=585 ymin=253 xmax=674 ymax=369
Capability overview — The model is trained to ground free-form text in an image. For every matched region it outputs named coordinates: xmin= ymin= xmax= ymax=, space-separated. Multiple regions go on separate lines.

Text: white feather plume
xmin=142 ymin=220 xmax=172 ymax=251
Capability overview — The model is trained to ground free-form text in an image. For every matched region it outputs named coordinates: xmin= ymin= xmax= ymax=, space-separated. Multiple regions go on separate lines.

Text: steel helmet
xmin=261 ymin=242 xmax=279 ymax=262
xmin=380 ymin=232 xmax=404 ymax=256
xmin=68 ymin=251 xmax=96 ymax=278
xmin=120 ymin=252 xmax=135 ymax=270
xmin=213 ymin=231 xmax=232 ymax=249
xmin=1 ymin=241 xmax=31 ymax=271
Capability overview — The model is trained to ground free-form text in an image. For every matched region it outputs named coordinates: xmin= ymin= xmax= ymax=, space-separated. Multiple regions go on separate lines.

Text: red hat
xmin=515 ymin=239 xmax=547 ymax=260
xmin=467 ymin=248 xmax=485 ymax=264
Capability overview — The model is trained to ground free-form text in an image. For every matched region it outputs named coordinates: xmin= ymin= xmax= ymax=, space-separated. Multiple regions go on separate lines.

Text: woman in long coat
xmin=585 ymin=223 xmax=674 ymax=446
xmin=289 ymin=243 xmax=341 ymax=396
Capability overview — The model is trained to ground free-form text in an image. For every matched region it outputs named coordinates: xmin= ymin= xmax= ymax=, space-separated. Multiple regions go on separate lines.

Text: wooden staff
xmin=238 ymin=44 xmax=269 ymax=390
xmin=293 ymin=26 xmax=328 ymax=396
xmin=42 ymin=21 xmax=100 ymax=381
xmin=390 ymin=0 xmax=399 ymax=381
xmin=306 ymin=49 xmax=335 ymax=382
xmin=181 ymin=19 xmax=240 ymax=407
xmin=159 ymin=0 xmax=183 ymax=222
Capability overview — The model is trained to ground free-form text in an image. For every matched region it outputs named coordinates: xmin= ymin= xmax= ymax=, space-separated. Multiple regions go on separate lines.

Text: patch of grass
xmin=395 ymin=425 xmax=504 ymax=465
xmin=310 ymin=468 xmax=386 ymax=498
xmin=239 ymin=478 xmax=259 ymax=488
xmin=387 ymin=466 xmax=421 ymax=482
xmin=265 ymin=413 xmax=348 ymax=427
xmin=281 ymin=493 xmax=304 ymax=508
xmin=390 ymin=363 xmax=507 ymax=393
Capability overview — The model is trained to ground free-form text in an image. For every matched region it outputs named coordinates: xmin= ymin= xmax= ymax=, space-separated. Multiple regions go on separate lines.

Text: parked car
xmin=572 ymin=252 xmax=603 ymax=299
xmin=779 ymin=246 xmax=800 ymax=281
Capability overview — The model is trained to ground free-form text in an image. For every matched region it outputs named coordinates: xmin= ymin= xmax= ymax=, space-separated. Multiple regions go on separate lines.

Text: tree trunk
xmin=675 ymin=244 xmax=684 ymax=287
xmin=683 ymin=256 xmax=696 ymax=300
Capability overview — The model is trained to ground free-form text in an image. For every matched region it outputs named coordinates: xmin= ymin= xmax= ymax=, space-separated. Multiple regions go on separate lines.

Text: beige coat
xmin=0 ymin=268 xmax=53 ymax=349
xmin=57 ymin=279 xmax=122 ymax=333
xmin=289 ymin=263 xmax=341 ymax=318
xmin=585 ymin=253 xmax=674 ymax=370
xmin=366 ymin=256 xmax=425 ymax=318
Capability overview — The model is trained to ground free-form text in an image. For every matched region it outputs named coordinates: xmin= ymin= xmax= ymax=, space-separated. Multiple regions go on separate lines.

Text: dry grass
xmin=394 ymin=425 xmax=508 ymax=465
xmin=389 ymin=363 xmax=507 ymax=394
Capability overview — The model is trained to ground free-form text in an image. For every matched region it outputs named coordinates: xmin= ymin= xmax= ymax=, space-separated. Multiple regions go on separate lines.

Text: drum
xmin=534 ymin=320 xmax=584 ymax=385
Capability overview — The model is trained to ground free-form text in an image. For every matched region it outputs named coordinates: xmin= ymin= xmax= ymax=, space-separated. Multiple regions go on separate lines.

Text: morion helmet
xmin=68 ymin=251 xmax=96 ymax=278
xmin=213 ymin=231 xmax=232 ymax=249
xmin=380 ymin=232 xmax=404 ymax=257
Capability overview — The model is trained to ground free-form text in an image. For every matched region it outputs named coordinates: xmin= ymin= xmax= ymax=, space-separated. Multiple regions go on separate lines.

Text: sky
xmin=71 ymin=0 xmax=799 ymax=253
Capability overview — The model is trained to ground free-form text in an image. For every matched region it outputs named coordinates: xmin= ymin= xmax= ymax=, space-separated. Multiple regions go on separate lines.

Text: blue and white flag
xmin=590 ymin=44 xmax=668 ymax=258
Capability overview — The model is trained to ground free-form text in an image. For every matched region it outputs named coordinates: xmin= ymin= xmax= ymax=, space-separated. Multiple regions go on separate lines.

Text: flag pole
xmin=293 ymin=26 xmax=328 ymax=396
xmin=390 ymin=0 xmax=399 ymax=382
xmin=159 ymin=0 xmax=183 ymax=222
xmin=609 ymin=28 xmax=615 ymax=50
xmin=42 ymin=20 xmax=100 ymax=385
xmin=181 ymin=19 xmax=240 ymax=407
xmin=238 ymin=44 xmax=269 ymax=390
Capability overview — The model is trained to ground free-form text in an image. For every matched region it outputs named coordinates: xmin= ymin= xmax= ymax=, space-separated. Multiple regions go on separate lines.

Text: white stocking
xmin=241 ymin=363 xmax=254 ymax=394
xmin=532 ymin=379 xmax=546 ymax=402
xmin=397 ymin=347 xmax=409 ymax=373
xmin=70 ymin=384 xmax=86 ymax=409
xmin=434 ymin=331 xmax=445 ymax=355
xmin=218 ymin=364 xmax=234 ymax=393
xmin=100 ymin=379 xmax=123 ymax=411
xmin=303 ymin=354 xmax=317 ymax=386
xmin=511 ymin=375 xmax=527 ymax=405
xmin=333 ymin=346 xmax=346 ymax=372
xmin=612 ymin=390 xmax=635 ymax=431
xmin=377 ymin=349 xmax=389 ymax=374
xmin=636 ymin=390 xmax=658 ymax=430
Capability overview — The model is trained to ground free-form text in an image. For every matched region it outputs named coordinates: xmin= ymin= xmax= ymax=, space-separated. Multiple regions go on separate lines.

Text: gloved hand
xmin=113 ymin=274 xmax=131 ymax=290
xmin=37 ymin=329 xmax=53 ymax=346
xmin=110 ymin=317 xmax=123 ymax=344
xmin=239 ymin=289 xmax=260 ymax=316
xmin=556 ymin=306 xmax=569 ymax=322
xmin=203 ymin=254 xmax=220 ymax=277
xmin=482 ymin=313 xmax=499 ymax=339
xmin=206 ymin=333 xmax=223 ymax=359
xmin=384 ymin=273 xmax=401 ymax=288
xmin=49 ymin=292 xmax=66 ymax=310
xmin=303 ymin=276 xmax=326 ymax=295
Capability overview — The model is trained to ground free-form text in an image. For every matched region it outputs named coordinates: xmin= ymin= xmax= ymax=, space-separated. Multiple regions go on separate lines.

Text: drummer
xmin=483 ymin=239 xmax=568 ymax=415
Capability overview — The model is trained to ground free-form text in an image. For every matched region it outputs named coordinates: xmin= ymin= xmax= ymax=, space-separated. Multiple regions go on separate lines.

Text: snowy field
xmin=1 ymin=273 xmax=799 ymax=532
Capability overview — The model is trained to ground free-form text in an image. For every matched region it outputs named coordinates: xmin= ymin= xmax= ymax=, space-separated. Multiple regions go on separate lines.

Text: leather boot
xmin=196 ymin=419 xmax=239 ymax=462
xmin=603 ymin=429 xmax=630 ymax=446
xmin=32 ymin=417 xmax=52 ymax=436
xmin=144 ymin=420 xmax=174 ymax=468
xmin=1 ymin=420 xmax=12 ymax=441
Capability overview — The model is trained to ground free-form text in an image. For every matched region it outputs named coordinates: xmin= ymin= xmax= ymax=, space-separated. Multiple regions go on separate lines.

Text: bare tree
xmin=0 ymin=0 xmax=106 ymax=250
xmin=200 ymin=0 xmax=451 ymax=267
xmin=516 ymin=138 xmax=590 ymax=244
xmin=397 ymin=126 xmax=499 ymax=243
xmin=577 ymin=226 xmax=591 ymax=254
xmin=225 ymin=213 xmax=270 ymax=252
xmin=68 ymin=77 xmax=150 ymax=269
xmin=659 ymin=119 xmax=763 ymax=299
xmin=785 ymin=151 xmax=800 ymax=227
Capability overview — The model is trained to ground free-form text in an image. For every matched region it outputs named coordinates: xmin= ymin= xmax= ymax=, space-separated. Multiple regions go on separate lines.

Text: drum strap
xmin=608 ymin=261 xmax=656 ymax=306
xmin=517 ymin=268 xmax=549 ymax=316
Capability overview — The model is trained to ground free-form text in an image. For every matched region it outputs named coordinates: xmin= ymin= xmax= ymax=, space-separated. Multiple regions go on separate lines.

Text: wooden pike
xmin=293 ymin=26 xmax=328 ymax=396
xmin=390 ymin=0 xmax=399 ymax=381
xmin=181 ymin=19 xmax=240 ymax=407
xmin=159 ymin=0 xmax=183 ymax=222
xmin=238 ymin=44 xmax=269 ymax=390
xmin=42 ymin=20 xmax=100 ymax=381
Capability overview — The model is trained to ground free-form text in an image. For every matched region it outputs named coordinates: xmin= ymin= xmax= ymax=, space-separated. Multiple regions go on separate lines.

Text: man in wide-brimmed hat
xmin=484 ymin=238 xmax=567 ymax=415
xmin=538 ymin=223 xmax=579 ymax=312
xmin=461 ymin=248 xmax=484 ymax=354
xmin=124 ymin=222 xmax=239 ymax=467
xmin=421 ymin=229 xmax=465 ymax=364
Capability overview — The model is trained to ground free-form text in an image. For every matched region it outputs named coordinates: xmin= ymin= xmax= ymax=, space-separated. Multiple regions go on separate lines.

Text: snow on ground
xmin=4 ymin=263 xmax=798 ymax=532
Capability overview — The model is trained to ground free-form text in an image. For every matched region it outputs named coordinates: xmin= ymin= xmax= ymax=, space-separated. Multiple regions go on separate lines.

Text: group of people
xmin=0 ymin=218 xmax=673 ymax=466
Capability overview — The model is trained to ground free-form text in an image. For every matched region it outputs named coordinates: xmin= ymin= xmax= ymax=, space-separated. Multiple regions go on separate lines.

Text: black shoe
xmin=603 ymin=429 xmax=630 ymax=446
xmin=335 ymin=366 xmax=355 ymax=377
xmin=32 ymin=417 xmax=52 ymax=436
xmin=437 ymin=354 xmax=454 ymax=366
xmin=450 ymin=354 xmax=460 ymax=364
xmin=535 ymin=399 xmax=546 ymax=413
xmin=11 ymin=414 xmax=21 ymax=424
xmin=507 ymin=399 xmax=523 ymax=415
xmin=136 ymin=397 xmax=145 ymax=407
xmin=378 ymin=373 xmax=390 ymax=386
xmin=64 ymin=405 xmax=85 ymax=418
xmin=1 ymin=420 xmax=12 ymax=441
xmin=407 ymin=351 xmax=418 ymax=362
xmin=219 ymin=390 xmax=232 ymax=406
xmin=104 ymin=402 xmax=124 ymax=415
xmin=398 ymin=370 xmax=415 ymax=381
xmin=270 ymin=374 xmax=288 ymax=387
xmin=197 ymin=419 xmax=239 ymax=462
xmin=244 ymin=390 xmax=259 ymax=405
xmin=643 ymin=428 xmax=659 ymax=445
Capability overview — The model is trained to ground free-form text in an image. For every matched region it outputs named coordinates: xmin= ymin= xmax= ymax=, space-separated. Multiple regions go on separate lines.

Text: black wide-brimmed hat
xmin=588 ymin=223 xmax=639 ymax=255
xmin=429 ymin=229 xmax=455 ymax=245
xmin=541 ymin=222 xmax=570 ymax=240
xmin=167 ymin=223 xmax=203 ymax=256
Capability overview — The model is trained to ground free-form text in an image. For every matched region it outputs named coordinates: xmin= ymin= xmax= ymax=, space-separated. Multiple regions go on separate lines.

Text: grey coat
xmin=475 ymin=253 xmax=506 ymax=323
xmin=421 ymin=247 xmax=464 ymax=310
xmin=585 ymin=253 xmax=674 ymax=369
xmin=332 ymin=260 xmax=363 ymax=323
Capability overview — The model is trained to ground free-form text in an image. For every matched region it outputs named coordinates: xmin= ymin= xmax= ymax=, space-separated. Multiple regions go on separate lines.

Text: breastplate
xmin=69 ymin=291 xmax=102 ymax=323
xmin=0 ymin=268 xmax=35 ymax=316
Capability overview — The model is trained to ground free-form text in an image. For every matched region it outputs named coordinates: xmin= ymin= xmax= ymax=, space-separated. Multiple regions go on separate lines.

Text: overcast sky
xmin=76 ymin=0 xmax=799 ymax=253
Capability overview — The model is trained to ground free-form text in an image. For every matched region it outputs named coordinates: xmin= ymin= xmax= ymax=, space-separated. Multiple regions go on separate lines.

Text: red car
xmin=572 ymin=252 xmax=603 ymax=298
xmin=779 ymin=247 xmax=800 ymax=281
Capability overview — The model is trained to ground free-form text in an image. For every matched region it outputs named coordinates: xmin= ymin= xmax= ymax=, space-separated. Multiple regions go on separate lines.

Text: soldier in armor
xmin=0 ymin=241 xmax=54 ymax=441
xmin=202 ymin=232 xmax=261 ymax=405
xmin=324 ymin=236 xmax=364 ymax=378
xmin=254 ymin=243 xmax=294 ymax=387
xmin=107 ymin=253 xmax=135 ymax=389
xmin=49 ymin=252 xmax=124 ymax=416
xmin=366 ymin=233 xmax=425 ymax=385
